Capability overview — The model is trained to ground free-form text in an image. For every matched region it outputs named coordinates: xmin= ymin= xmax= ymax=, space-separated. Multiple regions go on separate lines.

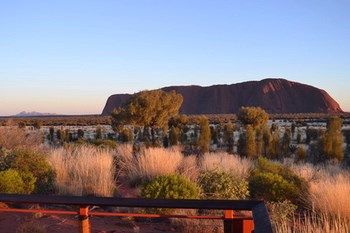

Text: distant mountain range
xmin=102 ymin=78 xmax=343 ymax=115
xmin=14 ymin=111 xmax=56 ymax=117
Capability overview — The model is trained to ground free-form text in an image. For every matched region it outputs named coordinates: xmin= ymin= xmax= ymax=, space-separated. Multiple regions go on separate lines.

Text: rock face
xmin=102 ymin=78 xmax=343 ymax=115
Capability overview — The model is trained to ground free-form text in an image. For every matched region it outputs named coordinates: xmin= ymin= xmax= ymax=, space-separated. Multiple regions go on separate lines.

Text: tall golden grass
xmin=0 ymin=125 xmax=43 ymax=150
xmin=200 ymin=152 xmax=253 ymax=179
xmin=120 ymin=147 xmax=183 ymax=185
xmin=48 ymin=145 xmax=116 ymax=197
xmin=276 ymin=213 xmax=349 ymax=233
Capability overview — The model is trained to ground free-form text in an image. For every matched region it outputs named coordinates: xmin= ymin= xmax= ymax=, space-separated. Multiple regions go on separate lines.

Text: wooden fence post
xmin=224 ymin=210 xmax=236 ymax=233
xmin=79 ymin=206 xmax=91 ymax=233
xmin=224 ymin=210 xmax=254 ymax=233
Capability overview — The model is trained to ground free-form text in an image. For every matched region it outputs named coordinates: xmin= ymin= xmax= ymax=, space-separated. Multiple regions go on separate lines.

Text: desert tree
xmin=118 ymin=127 xmax=133 ymax=143
xmin=111 ymin=90 xmax=183 ymax=146
xmin=281 ymin=128 xmax=292 ymax=157
xmin=237 ymin=106 xmax=269 ymax=129
xmin=95 ymin=126 xmax=102 ymax=140
xmin=196 ymin=116 xmax=211 ymax=154
xmin=223 ymin=122 xmax=235 ymax=154
xmin=320 ymin=116 xmax=344 ymax=162
xmin=262 ymin=127 xmax=271 ymax=157
xmin=237 ymin=107 xmax=269 ymax=158
xmin=168 ymin=126 xmax=181 ymax=146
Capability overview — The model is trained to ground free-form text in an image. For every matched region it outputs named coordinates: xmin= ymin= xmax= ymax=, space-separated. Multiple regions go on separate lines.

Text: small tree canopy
xmin=237 ymin=107 xmax=269 ymax=129
xmin=112 ymin=90 xmax=183 ymax=130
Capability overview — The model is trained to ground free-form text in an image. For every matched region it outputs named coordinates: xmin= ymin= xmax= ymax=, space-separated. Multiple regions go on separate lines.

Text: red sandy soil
xmin=0 ymin=212 xmax=181 ymax=233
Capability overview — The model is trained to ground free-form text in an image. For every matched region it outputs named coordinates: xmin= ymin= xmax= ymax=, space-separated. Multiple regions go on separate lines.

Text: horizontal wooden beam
xmin=0 ymin=194 xmax=262 ymax=210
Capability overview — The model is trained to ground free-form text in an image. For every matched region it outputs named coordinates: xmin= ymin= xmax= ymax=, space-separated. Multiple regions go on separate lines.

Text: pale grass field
xmin=49 ymin=145 xmax=116 ymax=197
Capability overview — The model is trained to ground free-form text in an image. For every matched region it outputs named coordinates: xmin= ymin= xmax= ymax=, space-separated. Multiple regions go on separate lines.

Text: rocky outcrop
xmin=102 ymin=78 xmax=343 ymax=115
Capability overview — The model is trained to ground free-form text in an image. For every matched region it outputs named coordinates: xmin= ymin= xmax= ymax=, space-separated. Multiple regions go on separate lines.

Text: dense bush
xmin=0 ymin=149 xmax=54 ymax=194
xmin=249 ymin=158 xmax=308 ymax=205
xmin=199 ymin=170 xmax=249 ymax=199
xmin=0 ymin=169 xmax=35 ymax=194
xmin=141 ymin=174 xmax=201 ymax=199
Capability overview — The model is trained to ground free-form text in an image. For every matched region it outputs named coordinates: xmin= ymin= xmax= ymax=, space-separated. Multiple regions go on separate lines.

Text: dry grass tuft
xmin=200 ymin=152 xmax=253 ymax=179
xmin=276 ymin=212 xmax=350 ymax=233
xmin=310 ymin=173 xmax=350 ymax=218
xmin=0 ymin=124 xmax=43 ymax=151
xmin=178 ymin=156 xmax=199 ymax=181
xmin=121 ymin=147 xmax=183 ymax=185
xmin=49 ymin=145 xmax=116 ymax=197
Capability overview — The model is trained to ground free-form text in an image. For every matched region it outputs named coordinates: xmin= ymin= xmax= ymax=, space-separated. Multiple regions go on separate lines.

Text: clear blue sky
xmin=1 ymin=0 xmax=349 ymax=115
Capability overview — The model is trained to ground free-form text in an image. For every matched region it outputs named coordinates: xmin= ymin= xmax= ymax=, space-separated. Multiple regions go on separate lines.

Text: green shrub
xmin=249 ymin=158 xmax=308 ymax=205
xmin=0 ymin=169 xmax=30 ymax=194
xmin=199 ymin=170 xmax=249 ymax=199
xmin=2 ymin=149 xmax=54 ymax=194
xmin=19 ymin=171 xmax=36 ymax=194
xmin=141 ymin=174 xmax=201 ymax=199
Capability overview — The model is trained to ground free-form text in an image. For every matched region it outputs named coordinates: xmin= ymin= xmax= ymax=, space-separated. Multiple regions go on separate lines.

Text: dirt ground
xmin=0 ymin=212 xmax=181 ymax=233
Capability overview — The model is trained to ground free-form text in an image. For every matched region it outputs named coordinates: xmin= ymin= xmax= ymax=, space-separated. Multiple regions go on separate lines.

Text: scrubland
xmin=0 ymin=126 xmax=349 ymax=233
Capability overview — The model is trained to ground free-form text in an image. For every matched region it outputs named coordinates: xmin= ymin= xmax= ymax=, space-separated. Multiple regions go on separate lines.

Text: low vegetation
xmin=0 ymin=105 xmax=349 ymax=232
xmin=49 ymin=145 xmax=116 ymax=197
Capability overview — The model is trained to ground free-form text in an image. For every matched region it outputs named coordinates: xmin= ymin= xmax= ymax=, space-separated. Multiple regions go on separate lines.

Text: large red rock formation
xmin=102 ymin=78 xmax=342 ymax=115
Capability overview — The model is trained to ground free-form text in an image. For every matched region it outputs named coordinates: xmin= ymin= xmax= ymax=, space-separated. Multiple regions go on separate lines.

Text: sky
xmin=0 ymin=0 xmax=349 ymax=115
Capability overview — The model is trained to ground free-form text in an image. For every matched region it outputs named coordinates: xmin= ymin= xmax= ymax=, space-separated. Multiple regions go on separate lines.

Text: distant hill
xmin=14 ymin=111 xmax=56 ymax=117
xmin=102 ymin=78 xmax=343 ymax=115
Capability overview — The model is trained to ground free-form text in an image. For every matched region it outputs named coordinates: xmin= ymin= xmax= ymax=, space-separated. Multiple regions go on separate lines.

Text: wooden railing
xmin=0 ymin=194 xmax=272 ymax=233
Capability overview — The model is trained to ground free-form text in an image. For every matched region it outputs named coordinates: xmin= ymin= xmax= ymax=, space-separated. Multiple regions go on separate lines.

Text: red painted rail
xmin=0 ymin=194 xmax=272 ymax=233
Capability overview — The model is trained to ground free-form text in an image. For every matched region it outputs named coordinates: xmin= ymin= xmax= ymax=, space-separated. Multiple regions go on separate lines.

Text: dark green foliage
xmin=141 ymin=175 xmax=201 ymax=200
xmin=249 ymin=158 xmax=308 ymax=205
xmin=199 ymin=170 xmax=249 ymax=199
